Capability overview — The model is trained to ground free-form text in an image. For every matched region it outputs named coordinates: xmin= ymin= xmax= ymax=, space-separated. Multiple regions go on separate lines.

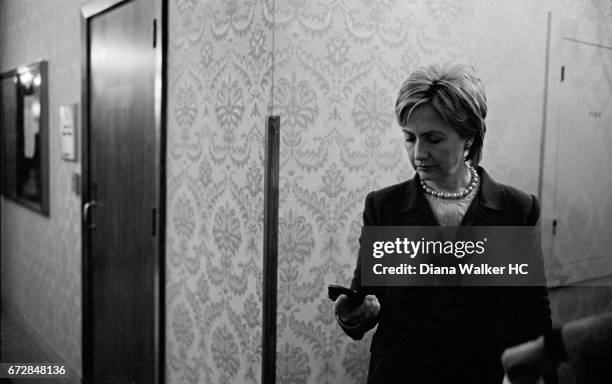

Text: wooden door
xmin=82 ymin=0 xmax=164 ymax=382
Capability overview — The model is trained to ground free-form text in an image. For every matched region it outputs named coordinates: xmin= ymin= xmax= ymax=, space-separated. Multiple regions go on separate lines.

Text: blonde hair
xmin=395 ymin=63 xmax=487 ymax=166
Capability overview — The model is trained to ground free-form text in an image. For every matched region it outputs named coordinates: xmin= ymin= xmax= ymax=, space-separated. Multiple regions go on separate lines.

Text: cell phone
xmin=328 ymin=284 xmax=365 ymax=307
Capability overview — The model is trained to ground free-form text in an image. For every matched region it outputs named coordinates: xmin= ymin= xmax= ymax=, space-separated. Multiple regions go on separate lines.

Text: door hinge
xmin=153 ymin=19 xmax=157 ymax=48
xmin=552 ymin=219 xmax=557 ymax=235
xmin=561 ymin=66 xmax=565 ymax=82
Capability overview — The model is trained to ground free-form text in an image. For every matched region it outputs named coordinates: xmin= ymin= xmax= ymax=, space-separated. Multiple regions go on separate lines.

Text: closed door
xmin=553 ymin=33 xmax=612 ymax=281
xmin=84 ymin=0 xmax=160 ymax=382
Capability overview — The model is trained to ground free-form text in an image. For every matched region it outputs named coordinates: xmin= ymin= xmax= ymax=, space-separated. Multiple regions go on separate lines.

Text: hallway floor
xmin=1 ymin=310 xmax=45 ymax=384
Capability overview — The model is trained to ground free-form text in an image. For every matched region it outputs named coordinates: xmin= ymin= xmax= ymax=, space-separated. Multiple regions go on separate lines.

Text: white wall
xmin=0 ymin=0 xmax=86 ymax=376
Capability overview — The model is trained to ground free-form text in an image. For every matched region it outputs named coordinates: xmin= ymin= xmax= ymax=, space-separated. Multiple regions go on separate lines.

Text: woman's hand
xmin=334 ymin=294 xmax=380 ymax=327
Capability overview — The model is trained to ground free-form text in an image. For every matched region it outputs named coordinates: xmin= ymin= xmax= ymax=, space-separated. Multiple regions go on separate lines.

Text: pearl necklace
xmin=420 ymin=165 xmax=479 ymax=199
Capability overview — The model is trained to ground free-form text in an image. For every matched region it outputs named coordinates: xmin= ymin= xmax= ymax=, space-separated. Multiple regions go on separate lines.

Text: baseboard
xmin=1 ymin=306 xmax=81 ymax=384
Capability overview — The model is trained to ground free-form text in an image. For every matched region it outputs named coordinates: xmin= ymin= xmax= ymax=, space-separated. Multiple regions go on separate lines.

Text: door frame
xmin=80 ymin=1 xmax=167 ymax=383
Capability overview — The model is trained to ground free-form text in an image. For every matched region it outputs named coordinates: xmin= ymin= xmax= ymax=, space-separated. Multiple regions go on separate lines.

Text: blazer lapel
xmin=400 ymin=173 xmax=440 ymax=226
xmin=459 ymin=195 xmax=487 ymax=226
xmin=460 ymin=167 xmax=506 ymax=226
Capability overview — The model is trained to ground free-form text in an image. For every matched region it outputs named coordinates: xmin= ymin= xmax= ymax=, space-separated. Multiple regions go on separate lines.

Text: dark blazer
xmin=341 ymin=167 xmax=552 ymax=384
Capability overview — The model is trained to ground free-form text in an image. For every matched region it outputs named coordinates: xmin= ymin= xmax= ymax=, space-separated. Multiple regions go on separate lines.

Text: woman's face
xmin=402 ymin=104 xmax=471 ymax=185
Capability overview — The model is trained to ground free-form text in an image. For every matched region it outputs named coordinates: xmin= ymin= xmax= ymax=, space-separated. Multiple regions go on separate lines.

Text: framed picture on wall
xmin=0 ymin=61 xmax=49 ymax=216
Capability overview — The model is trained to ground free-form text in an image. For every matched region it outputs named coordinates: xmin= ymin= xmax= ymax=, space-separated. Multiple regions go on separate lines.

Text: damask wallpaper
xmin=166 ymin=0 xmax=273 ymax=382
xmin=0 ymin=0 xmax=86 ymax=377
xmin=164 ymin=1 xmax=612 ymax=384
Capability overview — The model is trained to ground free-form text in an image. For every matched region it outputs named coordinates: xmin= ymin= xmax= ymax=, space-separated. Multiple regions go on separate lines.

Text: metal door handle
xmin=83 ymin=200 xmax=98 ymax=229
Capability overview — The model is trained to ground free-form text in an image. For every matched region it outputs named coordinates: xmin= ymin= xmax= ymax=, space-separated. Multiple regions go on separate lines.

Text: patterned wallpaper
xmin=0 ymin=0 xmax=86 ymax=376
xmin=166 ymin=0 xmax=273 ymax=382
xmin=167 ymin=1 xmax=612 ymax=383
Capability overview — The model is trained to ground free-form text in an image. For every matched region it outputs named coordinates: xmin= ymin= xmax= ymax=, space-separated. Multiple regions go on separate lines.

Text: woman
xmin=334 ymin=64 xmax=552 ymax=383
